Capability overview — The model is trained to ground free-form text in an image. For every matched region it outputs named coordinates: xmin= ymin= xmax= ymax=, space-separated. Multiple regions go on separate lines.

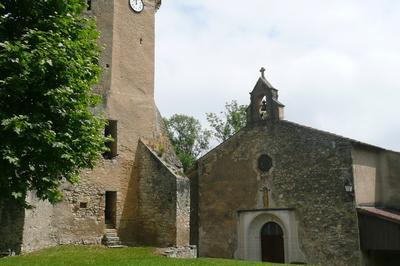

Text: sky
xmin=154 ymin=0 xmax=400 ymax=151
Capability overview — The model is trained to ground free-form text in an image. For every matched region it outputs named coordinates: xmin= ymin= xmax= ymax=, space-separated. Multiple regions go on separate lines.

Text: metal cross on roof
xmin=260 ymin=67 xmax=266 ymax=78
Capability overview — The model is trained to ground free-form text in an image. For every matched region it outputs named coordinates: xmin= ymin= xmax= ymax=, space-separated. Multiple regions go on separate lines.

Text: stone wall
xmin=352 ymin=148 xmax=379 ymax=206
xmin=192 ymin=120 xmax=361 ymax=265
xmin=158 ymin=245 xmax=197 ymax=258
xmin=20 ymin=193 xmax=55 ymax=253
xmin=18 ymin=181 xmax=107 ymax=253
xmin=87 ymin=0 xmax=114 ymax=101
xmin=352 ymin=147 xmax=400 ymax=209
xmin=188 ymin=168 xmax=199 ymax=247
xmin=51 ymin=181 xmax=106 ymax=246
xmin=1 ymin=0 xmax=191 ymax=253
xmin=176 ymin=176 xmax=190 ymax=246
xmin=131 ymin=141 xmax=189 ymax=246
xmin=95 ymin=0 xmax=162 ymax=244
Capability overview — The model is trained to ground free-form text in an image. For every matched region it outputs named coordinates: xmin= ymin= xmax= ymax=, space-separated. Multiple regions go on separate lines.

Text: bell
xmin=260 ymin=100 xmax=267 ymax=111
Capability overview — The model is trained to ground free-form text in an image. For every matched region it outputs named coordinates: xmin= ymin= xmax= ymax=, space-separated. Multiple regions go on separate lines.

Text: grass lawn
xmin=0 ymin=245 xmax=288 ymax=266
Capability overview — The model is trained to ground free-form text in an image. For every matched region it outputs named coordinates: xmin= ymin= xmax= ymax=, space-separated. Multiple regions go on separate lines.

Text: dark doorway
xmin=105 ymin=191 xmax=117 ymax=228
xmin=261 ymin=222 xmax=284 ymax=263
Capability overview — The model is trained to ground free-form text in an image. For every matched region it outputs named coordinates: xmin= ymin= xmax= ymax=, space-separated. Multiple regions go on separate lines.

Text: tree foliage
xmin=206 ymin=100 xmax=248 ymax=143
xmin=163 ymin=114 xmax=210 ymax=172
xmin=0 ymin=0 xmax=107 ymax=206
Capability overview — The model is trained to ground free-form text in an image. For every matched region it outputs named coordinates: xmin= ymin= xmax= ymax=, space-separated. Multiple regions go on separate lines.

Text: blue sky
xmin=155 ymin=0 xmax=400 ymax=151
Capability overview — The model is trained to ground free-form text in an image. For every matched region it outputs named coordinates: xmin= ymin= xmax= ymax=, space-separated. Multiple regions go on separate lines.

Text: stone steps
xmin=102 ymin=229 xmax=124 ymax=248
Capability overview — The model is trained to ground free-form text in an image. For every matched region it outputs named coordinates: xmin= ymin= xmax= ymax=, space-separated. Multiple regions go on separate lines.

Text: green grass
xmin=0 ymin=245 xmax=286 ymax=266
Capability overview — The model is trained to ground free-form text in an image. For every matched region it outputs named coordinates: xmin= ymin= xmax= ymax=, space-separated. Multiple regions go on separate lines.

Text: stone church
xmin=189 ymin=71 xmax=400 ymax=265
xmin=1 ymin=1 xmax=400 ymax=265
xmin=1 ymin=0 xmax=190 ymax=254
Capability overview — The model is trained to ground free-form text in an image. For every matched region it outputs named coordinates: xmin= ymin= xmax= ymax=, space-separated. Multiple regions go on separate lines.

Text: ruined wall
xmin=176 ymin=176 xmax=190 ymax=246
xmin=20 ymin=193 xmax=55 ymax=253
xmin=4 ymin=0 xmax=190 ymax=253
xmin=130 ymin=141 xmax=189 ymax=246
xmin=188 ymin=168 xmax=199 ymax=247
xmin=19 ymin=179 xmax=108 ymax=253
xmin=51 ymin=180 xmax=106 ymax=245
xmin=193 ymin=120 xmax=360 ymax=265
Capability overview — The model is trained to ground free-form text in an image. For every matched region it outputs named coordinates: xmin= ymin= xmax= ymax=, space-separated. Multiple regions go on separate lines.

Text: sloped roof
xmin=280 ymin=120 xmax=400 ymax=154
xmin=358 ymin=206 xmax=400 ymax=224
xmin=197 ymin=118 xmax=399 ymax=164
xmin=280 ymin=120 xmax=385 ymax=151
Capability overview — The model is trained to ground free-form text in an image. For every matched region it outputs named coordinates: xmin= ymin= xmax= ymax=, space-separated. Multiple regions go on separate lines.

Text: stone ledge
xmin=157 ymin=245 xmax=197 ymax=259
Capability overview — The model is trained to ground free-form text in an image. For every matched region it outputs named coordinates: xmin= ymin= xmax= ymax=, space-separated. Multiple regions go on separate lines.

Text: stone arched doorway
xmin=260 ymin=222 xmax=284 ymax=263
xmin=236 ymin=209 xmax=306 ymax=263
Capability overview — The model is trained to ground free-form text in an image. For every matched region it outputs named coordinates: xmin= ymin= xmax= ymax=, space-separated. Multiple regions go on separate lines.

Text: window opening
xmin=87 ymin=0 xmax=92 ymax=11
xmin=103 ymin=119 xmax=118 ymax=159
xmin=258 ymin=154 xmax=273 ymax=172
xmin=259 ymin=96 xmax=268 ymax=120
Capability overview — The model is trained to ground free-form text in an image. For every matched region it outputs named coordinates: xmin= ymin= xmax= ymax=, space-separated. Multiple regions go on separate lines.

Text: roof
xmin=281 ymin=120 xmax=400 ymax=154
xmin=260 ymin=77 xmax=275 ymax=89
xmin=198 ymin=118 xmax=400 ymax=163
xmin=250 ymin=77 xmax=276 ymax=95
xmin=273 ymin=98 xmax=285 ymax=107
xmin=358 ymin=206 xmax=400 ymax=224
xmin=280 ymin=120 xmax=386 ymax=151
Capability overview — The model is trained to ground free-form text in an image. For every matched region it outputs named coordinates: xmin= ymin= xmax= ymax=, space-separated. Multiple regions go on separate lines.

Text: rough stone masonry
xmin=189 ymin=75 xmax=400 ymax=265
xmin=0 ymin=0 xmax=191 ymax=254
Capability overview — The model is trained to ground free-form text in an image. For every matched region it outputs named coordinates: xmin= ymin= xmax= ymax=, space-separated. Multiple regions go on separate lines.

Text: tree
xmin=0 ymin=0 xmax=107 ymax=206
xmin=206 ymin=100 xmax=248 ymax=143
xmin=163 ymin=114 xmax=211 ymax=172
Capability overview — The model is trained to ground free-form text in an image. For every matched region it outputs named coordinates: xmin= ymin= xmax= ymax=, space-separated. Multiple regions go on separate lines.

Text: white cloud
xmin=155 ymin=0 xmax=400 ymax=151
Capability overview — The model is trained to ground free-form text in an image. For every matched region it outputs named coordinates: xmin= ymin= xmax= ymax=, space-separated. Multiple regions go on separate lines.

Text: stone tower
xmin=0 ymin=0 xmax=190 ymax=253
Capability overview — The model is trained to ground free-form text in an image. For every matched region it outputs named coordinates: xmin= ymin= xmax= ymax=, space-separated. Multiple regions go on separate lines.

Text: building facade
xmin=0 ymin=0 xmax=190 ymax=254
xmin=189 ymin=73 xmax=400 ymax=265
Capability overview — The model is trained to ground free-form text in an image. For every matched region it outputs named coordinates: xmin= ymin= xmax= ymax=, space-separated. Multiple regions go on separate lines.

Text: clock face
xmin=129 ymin=0 xmax=144 ymax=13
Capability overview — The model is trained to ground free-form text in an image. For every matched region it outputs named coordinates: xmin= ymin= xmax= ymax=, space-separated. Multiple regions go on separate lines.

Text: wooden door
xmin=261 ymin=222 xmax=284 ymax=263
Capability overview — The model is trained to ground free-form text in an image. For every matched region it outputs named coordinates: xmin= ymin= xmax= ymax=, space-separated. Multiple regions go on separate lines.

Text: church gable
xmin=191 ymin=73 xmax=364 ymax=264
xmin=192 ymin=70 xmax=400 ymax=264
xmin=192 ymin=116 xmax=359 ymax=263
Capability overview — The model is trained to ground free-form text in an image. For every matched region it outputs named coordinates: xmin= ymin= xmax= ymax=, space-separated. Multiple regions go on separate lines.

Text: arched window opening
xmin=259 ymin=96 xmax=267 ymax=120
xmin=260 ymin=222 xmax=284 ymax=263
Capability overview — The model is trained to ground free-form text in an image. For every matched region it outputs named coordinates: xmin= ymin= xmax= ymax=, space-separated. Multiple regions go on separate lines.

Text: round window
xmin=258 ymin=154 xmax=273 ymax=172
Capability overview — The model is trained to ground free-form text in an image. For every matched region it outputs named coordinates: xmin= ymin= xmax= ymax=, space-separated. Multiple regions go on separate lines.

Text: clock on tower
xmin=129 ymin=0 xmax=144 ymax=13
